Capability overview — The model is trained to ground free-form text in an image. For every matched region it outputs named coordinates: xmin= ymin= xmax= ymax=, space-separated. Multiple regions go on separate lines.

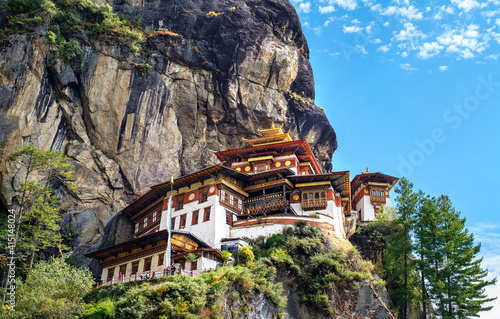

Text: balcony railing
xmin=243 ymin=193 xmax=288 ymax=215
xmin=301 ymin=199 xmax=327 ymax=210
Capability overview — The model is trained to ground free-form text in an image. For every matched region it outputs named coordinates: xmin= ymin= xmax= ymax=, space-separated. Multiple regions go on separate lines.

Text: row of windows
xmin=301 ymin=191 xmax=328 ymax=207
xmin=176 ymin=189 xmax=209 ymax=211
xmin=371 ymin=190 xmax=385 ymax=196
xmin=135 ymin=211 xmax=159 ymax=233
xmin=172 ymin=207 xmax=211 ymax=230
xmin=220 ymin=190 xmax=243 ymax=211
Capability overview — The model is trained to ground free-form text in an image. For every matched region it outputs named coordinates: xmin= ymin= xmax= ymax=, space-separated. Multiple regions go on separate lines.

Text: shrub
xmin=238 ymin=246 xmax=254 ymax=264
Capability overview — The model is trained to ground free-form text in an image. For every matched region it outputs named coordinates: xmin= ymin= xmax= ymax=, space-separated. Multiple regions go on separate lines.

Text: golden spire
xmin=243 ymin=124 xmax=292 ymax=146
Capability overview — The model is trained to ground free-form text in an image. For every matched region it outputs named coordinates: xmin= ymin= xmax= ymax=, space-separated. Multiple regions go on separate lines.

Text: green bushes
xmin=248 ymin=222 xmax=376 ymax=316
xmin=82 ymin=262 xmax=285 ymax=319
xmin=6 ymin=0 xmax=146 ymax=69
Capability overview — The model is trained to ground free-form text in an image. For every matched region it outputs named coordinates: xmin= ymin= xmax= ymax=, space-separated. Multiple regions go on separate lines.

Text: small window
xmin=158 ymin=253 xmax=164 ymax=266
xmin=143 ymin=257 xmax=152 ymax=272
xmin=309 ymin=193 xmax=314 ymax=200
xmin=303 ymin=193 xmax=307 ymax=201
xmin=226 ymin=211 xmax=233 ymax=226
xmin=171 ymin=217 xmax=176 ymax=229
xmin=372 ymin=190 xmax=376 ymax=196
xmin=131 ymin=261 xmax=139 ymax=275
xmin=204 ymin=207 xmax=211 ymax=222
xmin=176 ymin=198 xmax=184 ymax=210
xmin=321 ymin=192 xmax=326 ymax=199
xmin=238 ymin=199 xmax=242 ymax=209
xmin=153 ymin=211 xmax=157 ymax=222
xmin=135 ymin=223 xmax=139 ymax=233
xmin=191 ymin=259 xmax=197 ymax=271
xmin=143 ymin=217 xmax=148 ymax=228
xmin=200 ymin=190 xmax=208 ymax=203
xmin=179 ymin=214 xmax=187 ymax=229
xmin=192 ymin=210 xmax=199 ymax=225
xmin=315 ymin=193 xmax=320 ymax=199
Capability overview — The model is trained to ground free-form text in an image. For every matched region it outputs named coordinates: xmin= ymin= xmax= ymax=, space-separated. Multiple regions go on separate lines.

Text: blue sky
xmin=290 ymin=0 xmax=500 ymax=316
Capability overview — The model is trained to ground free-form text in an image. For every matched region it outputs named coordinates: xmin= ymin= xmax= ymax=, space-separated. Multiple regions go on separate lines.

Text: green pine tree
xmin=382 ymin=177 xmax=418 ymax=319
xmin=435 ymin=196 xmax=496 ymax=318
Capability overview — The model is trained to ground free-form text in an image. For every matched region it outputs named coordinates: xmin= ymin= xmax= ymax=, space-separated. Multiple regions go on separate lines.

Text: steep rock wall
xmin=0 ymin=0 xmax=337 ymax=266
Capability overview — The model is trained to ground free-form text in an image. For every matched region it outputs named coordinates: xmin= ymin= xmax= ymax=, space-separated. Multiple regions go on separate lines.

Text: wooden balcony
xmin=301 ymin=199 xmax=327 ymax=210
xmin=243 ymin=193 xmax=288 ymax=215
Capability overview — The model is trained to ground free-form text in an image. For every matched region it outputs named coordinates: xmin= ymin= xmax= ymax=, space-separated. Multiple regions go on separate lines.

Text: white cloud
xmin=418 ymin=41 xmax=444 ymax=58
xmin=436 ymin=24 xmax=488 ymax=59
xmin=374 ymin=5 xmax=423 ymax=20
xmin=485 ymin=53 xmax=500 ymax=59
xmin=319 ymin=5 xmax=336 ymax=14
xmin=378 ymin=45 xmax=391 ymax=53
xmin=343 ymin=25 xmax=364 ymax=33
xmin=401 ymin=51 xmax=408 ymax=57
xmin=393 ymin=22 xmax=427 ymax=44
xmin=450 ymin=0 xmax=487 ymax=12
xmin=439 ymin=65 xmax=448 ymax=71
xmin=400 ymin=63 xmax=417 ymax=71
xmin=434 ymin=5 xmax=455 ymax=20
xmin=332 ymin=0 xmax=358 ymax=11
xmin=324 ymin=17 xmax=335 ymax=27
xmin=371 ymin=38 xmax=382 ymax=43
xmin=383 ymin=22 xmax=390 ymax=27
xmin=321 ymin=0 xmax=358 ymax=11
xmin=355 ymin=44 xmax=368 ymax=55
xmin=298 ymin=2 xmax=311 ymax=13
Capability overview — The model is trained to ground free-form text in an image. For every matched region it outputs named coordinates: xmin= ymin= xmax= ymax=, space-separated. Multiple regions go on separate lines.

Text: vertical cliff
xmin=0 ymin=0 xmax=337 ymax=264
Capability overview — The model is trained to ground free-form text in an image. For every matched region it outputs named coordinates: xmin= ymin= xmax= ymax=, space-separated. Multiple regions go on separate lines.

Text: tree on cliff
xmin=6 ymin=145 xmax=75 ymax=268
xmin=1 ymin=146 xmax=75 ymax=302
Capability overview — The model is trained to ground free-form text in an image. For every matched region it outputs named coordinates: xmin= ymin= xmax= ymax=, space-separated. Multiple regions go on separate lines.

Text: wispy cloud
xmin=450 ymin=0 xmax=487 ymax=12
xmin=343 ymin=25 xmax=364 ymax=33
xmin=439 ymin=65 xmax=448 ymax=71
xmin=298 ymin=2 xmax=311 ymax=13
xmin=378 ymin=44 xmax=391 ymax=53
xmin=400 ymin=63 xmax=417 ymax=71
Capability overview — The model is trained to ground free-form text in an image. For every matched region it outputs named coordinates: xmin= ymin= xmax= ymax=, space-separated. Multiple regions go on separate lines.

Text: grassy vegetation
xmin=248 ymin=222 xmax=380 ymax=315
xmin=5 ymin=0 xmax=145 ymax=69
xmin=82 ymin=262 xmax=285 ymax=319
xmin=80 ymin=223 xmax=380 ymax=318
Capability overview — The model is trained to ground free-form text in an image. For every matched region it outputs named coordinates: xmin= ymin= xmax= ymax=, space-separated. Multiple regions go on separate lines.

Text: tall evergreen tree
xmin=413 ymin=193 xmax=435 ymax=319
xmin=383 ymin=177 xmax=418 ymax=319
xmin=435 ymin=196 xmax=496 ymax=318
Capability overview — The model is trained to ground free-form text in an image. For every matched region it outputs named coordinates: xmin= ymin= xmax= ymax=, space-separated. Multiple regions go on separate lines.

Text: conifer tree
xmin=413 ymin=193 xmax=433 ymax=319
xmin=434 ymin=196 xmax=496 ymax=318
xmin=382 ymin=178 xmax=418 ymax=319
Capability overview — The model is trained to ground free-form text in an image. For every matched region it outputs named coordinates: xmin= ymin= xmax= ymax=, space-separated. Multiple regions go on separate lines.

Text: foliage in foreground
xmin=82 ymin=261 xmax=285 ymax=319
xmin=81 ymin=223 xmax=376 ymax=318
xmin=248 ymin=222 xmax=380 ymax=315
xmin=2 ymin=257 xmax=93 ymax=319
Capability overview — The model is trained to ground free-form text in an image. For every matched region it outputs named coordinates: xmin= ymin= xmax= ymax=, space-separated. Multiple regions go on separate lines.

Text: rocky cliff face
xmin=0 ymin=0 xmax=337 ymax=265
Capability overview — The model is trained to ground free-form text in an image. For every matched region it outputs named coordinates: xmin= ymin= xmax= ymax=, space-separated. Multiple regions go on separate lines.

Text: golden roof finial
xmin=366 ymin=167 xmax=370 ymax=173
